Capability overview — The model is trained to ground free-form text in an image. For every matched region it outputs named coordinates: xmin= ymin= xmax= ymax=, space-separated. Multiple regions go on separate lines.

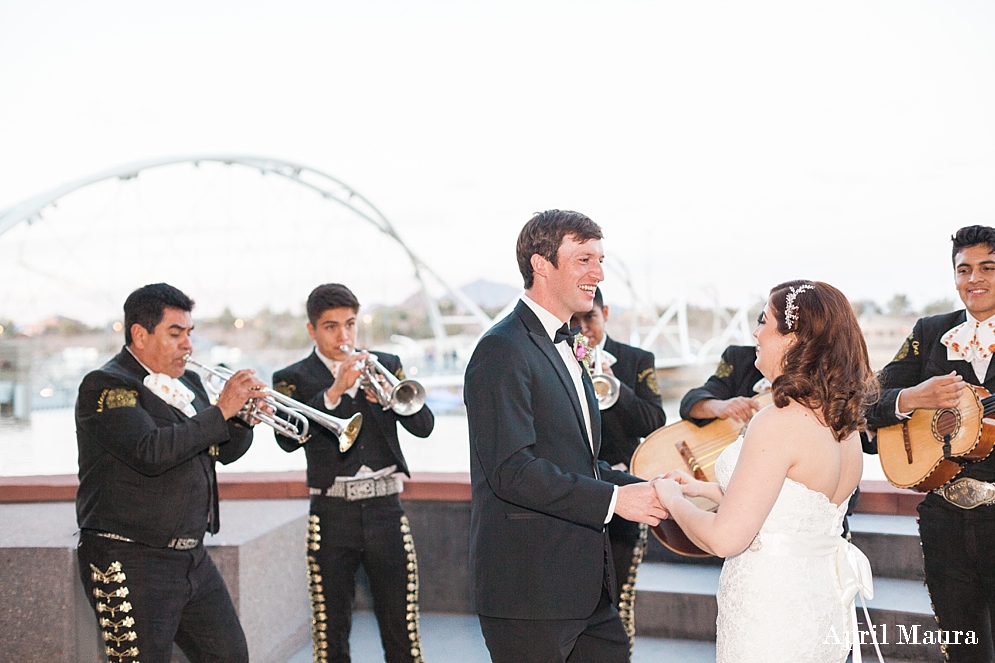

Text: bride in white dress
xmin=654 ymin=281 xmax=880 ymax=663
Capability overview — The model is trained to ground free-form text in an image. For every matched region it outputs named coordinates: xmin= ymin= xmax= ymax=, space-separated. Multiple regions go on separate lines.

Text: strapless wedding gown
xmin=714 ymin=436 xmax=873 ymax=663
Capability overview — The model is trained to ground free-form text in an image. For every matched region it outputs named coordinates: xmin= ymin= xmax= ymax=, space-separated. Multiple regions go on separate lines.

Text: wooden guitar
xmin=629 ymin=393 xmax=773 ymax=557
xmin=877 ymin=384 xmax=995 ymax=492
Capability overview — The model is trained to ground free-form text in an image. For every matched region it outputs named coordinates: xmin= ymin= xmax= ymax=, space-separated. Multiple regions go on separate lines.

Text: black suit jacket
xmin=679 ymin=345 xmax=764 ymax=426
xmin=272 ymin=350 xmax=434 ymax=485
xmin=75 ymin=348 xmax=252 ymax=547
xmin=600 ymin=336 xmax=667 ymax=467
xmin=866 ymin=310 xmax=995 ymax=482
xmin=464 ymin=301 xmax=642 ymax=620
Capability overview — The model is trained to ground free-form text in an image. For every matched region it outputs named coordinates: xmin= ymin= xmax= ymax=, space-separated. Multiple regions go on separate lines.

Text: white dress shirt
xmin=521 ymin=295 xmax=618 ymax=523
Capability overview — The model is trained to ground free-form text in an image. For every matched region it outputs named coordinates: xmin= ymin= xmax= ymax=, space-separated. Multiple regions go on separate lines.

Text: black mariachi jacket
xmin=75 ymin=348 xmax=253 ymax=547
xmin=866 ymin=310 xmax=995 ymax=483
xmin=679 ymin=345 xmax=764 ymax=427
xmin=599 ymin=336 xmax=667 ymax=468
xmin=272 ymin=350 xmax=434 ymax=486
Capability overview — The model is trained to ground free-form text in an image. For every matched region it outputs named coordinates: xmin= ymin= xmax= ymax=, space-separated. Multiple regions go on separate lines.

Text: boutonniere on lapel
xmin=573 ymin=333 xmax=593 ymax=375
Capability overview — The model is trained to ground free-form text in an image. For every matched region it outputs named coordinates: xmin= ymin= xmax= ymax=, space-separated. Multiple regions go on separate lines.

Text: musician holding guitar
xmin=865 ymin=225 xmax=995 ymax=663
xmin=679 ymin=345 xmax=767 ymax=426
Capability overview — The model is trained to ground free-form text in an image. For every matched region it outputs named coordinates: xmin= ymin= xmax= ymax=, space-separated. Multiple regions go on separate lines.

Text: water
xmin=0 ymin=406 xmax=887 ymax=481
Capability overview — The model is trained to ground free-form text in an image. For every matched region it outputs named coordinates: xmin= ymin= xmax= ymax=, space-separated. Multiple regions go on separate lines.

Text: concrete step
xmin=286 ymin=611 xmax=718 ymax=663
xmin=849 ymin=513 xmax=924 ymax=581
xmin=633 ymin=562 xmax=942 ymax=662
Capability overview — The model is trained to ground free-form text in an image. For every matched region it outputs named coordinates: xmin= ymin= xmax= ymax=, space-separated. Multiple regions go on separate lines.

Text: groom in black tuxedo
xmin=464 ymin=210 xmax=668 ymax=663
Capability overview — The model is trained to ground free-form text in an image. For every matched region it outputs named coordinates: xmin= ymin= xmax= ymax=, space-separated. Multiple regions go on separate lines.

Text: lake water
xmin=0 ymin=405 xmax=887 ymax=481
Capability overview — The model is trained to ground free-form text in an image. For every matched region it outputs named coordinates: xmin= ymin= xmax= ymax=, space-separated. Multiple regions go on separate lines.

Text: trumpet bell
xmin=389 ymin=380 xmax=426 ymax=416
xmin=335 ymin=413 xmax=363 ymax=453
xmin=592 ymin=374 xmax=621 ymax=410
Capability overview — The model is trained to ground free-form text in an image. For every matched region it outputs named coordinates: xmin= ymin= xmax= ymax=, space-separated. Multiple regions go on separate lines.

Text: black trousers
xmin=307 ymin=494 xmax=423 ymax=663
xmin=478 ymin=586 xmax=630 ymax=663
xmin=918 ymin=494 xmax=995 ymax=662
xmin=76 ymin=531 xmax=248 ymax=663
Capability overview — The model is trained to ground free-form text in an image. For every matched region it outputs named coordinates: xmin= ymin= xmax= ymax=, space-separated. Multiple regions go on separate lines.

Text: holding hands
xmin=652 ymin=469 xmax=725 ymax=511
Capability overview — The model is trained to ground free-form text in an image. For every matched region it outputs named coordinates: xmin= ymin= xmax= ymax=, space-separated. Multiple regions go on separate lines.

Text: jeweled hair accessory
xmin=784 ymin=284 xmax=815 ymax=330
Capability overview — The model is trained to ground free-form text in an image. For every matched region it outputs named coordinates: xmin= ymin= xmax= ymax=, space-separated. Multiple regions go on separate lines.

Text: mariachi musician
xmin=272 ymin=283 xmax=434 ymax=663
xmin=570 ymin=287 xmax=667 ymax=653
xmin=865 ymin=225 xmax=995 ymax=663
xmin=679 ymin=345 xmax=767 ymax=427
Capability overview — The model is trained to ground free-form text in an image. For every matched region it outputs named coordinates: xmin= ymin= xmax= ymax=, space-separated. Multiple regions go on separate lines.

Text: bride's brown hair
xmin=767 ymin=280 xmax=877 ymax=441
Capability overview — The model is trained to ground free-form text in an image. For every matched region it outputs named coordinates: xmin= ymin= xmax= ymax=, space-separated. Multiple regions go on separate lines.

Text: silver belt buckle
xmin=938 ymin=478 xmax=995 ymax=509
xmin=345 ymin=479 xmax=377 ymax=501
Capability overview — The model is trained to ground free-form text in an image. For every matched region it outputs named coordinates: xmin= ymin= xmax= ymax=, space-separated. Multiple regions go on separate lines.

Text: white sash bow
xmin=751 ymin=532 xmax=885 ymax=663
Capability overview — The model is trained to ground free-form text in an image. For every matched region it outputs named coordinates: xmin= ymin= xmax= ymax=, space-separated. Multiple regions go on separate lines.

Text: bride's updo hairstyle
xmin=767 ymin=280 xmax=876 ymax=441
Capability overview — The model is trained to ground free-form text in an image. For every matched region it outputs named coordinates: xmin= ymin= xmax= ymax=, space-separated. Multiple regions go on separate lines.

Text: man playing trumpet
xmin=75 ymin=283 xmax=267 ymax=663
xmin=569 ymin=286 xmax=667 ymax=655
xmin=272 ymin=283 xmax=435 ymax=663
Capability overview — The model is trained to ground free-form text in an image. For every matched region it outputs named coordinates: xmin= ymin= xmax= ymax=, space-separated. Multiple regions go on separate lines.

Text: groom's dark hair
xmin=516 ymin=209 xmax=602 ymax=289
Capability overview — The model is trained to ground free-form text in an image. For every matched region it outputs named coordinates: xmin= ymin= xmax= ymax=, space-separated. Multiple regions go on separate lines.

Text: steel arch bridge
xmin=0 ymin=154 xmax=757 ymax=370
xmin=0 ymin=154 xmax=495 ymax=352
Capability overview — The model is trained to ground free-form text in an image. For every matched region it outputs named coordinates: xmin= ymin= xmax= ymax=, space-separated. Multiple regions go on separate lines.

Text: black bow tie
xmin=554 ymin=324 xmax=580 ymax=346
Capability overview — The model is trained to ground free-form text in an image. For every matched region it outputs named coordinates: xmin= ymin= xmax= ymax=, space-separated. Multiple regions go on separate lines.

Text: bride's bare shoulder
xmin=743 ymin=399 xmax=823 ymax=444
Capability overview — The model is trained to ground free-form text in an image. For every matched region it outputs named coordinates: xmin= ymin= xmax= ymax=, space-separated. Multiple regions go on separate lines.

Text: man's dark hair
xmin=593 ymin=287 xmax=604 ymax=309
xmin=952 ymin=225 xmax=995 ymax=265
xmin=516 ymin=210 xmax=603 ymax=289
xmin=123 ymin=283 xmax=194 ymax=345
xmin=306 ymin=283 xmax=361 ymax=325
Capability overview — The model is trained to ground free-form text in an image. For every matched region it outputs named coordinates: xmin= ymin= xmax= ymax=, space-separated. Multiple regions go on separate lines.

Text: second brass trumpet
xmin=339 ymin=345 xmax=427 ymax=416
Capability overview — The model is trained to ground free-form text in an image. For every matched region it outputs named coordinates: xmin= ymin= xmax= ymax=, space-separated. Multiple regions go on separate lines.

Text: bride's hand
xmin=653 ymin=478 xmax=683 ymax=510
xmin=663 ymin=470 xmax=707 ymax=498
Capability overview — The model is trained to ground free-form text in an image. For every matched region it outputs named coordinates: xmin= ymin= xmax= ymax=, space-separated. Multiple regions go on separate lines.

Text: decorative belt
xmin=936 ymin=477 xmax=995 ymax=509
xmin=95 ymin=532 xmax=201 ymax=550
xmin=309 ymin=475 xmax=402 ymax=501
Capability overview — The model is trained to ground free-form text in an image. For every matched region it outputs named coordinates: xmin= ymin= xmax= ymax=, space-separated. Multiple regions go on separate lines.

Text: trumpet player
xmin=75 ymin=283 xmax=268 ymax=663
xmin=569 ymin=286 xmax=667 ymax=654
xmin=272 ymin=283 xmax=434 ymax=663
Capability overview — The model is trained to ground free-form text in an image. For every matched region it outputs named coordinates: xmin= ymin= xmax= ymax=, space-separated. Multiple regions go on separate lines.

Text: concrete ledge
xmin=0 ymin=473 xmax=916 ymax=514
xmin=0 ymin=471 xmax=471 ymax=503
xmin=0 ymin=500 xmax=311 ymax=663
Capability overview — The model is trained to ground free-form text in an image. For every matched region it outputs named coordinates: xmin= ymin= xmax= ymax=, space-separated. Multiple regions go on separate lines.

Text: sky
xmin=1 ymin=0 xmax=994 ymax=325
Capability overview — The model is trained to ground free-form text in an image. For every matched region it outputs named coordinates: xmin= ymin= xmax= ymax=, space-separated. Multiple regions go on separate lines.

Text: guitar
xmin=877 ymin=384 xmax=995 ymax=492
xmin=629 ymin=393 xmax=773 ymax=557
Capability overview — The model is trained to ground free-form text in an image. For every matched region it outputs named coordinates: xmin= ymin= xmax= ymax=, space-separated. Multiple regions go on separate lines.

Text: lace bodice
xmin=715 ymin=435 xmax=848 ymax=537
xmin=712 ymin=435 xmax=853 ymax=663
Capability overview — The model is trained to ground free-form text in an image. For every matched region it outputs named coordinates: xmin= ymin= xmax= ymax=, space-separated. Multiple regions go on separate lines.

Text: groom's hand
xmin=614 ymin=483 xmax=669 ymax=526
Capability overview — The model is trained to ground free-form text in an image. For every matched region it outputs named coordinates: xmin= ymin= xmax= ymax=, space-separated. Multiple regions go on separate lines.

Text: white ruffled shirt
xmin=127 ymin=347 xmax=197 ymax=417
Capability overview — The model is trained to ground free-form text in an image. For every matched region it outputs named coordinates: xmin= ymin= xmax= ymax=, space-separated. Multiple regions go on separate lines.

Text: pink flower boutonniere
xmin=573 ymin=333 xmax=593 ymax=375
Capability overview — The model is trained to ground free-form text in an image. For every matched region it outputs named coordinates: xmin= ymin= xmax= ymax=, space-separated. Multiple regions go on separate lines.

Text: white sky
xmin=2 ymin=0 xmax=994 ymax=324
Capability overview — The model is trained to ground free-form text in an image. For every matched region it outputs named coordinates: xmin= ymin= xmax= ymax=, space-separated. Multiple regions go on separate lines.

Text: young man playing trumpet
xmin=272 ymin=283 xmax=435 ymax=663
xmin=569 ymin=287 xmax=667 ymax=654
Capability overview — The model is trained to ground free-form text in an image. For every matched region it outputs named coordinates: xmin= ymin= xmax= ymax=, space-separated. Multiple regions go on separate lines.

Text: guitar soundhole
xmin=933 ymin=409 xmax=961 ymax=441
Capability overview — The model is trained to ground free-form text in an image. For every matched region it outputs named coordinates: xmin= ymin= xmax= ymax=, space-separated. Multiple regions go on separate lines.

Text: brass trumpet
xmin=591 ymin=346 xmax=621 ymax=410
xmin=183 ymin=355 xmax=362 ymax=452
xmin=339 ymin=345 xmax=427 ymax=416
